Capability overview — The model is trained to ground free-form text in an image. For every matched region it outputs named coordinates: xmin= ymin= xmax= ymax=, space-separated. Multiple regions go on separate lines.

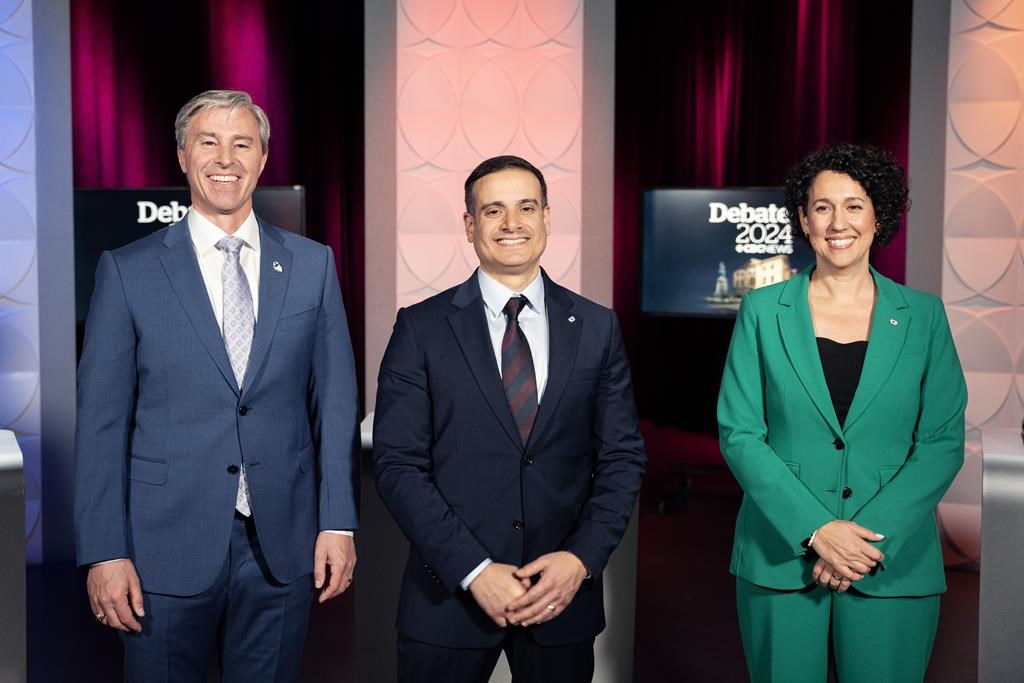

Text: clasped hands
xmin=810 ymin=520 xmax=885 ymax=593
xmin=468 ymin=551 xmax=588 ymax=628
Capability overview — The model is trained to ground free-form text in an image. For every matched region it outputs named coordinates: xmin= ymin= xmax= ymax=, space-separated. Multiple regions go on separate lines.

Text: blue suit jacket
xmin=74 ymin=216 xmax=360 ymax=596
xmin=373 ymin=270 xmax=646 ymax=647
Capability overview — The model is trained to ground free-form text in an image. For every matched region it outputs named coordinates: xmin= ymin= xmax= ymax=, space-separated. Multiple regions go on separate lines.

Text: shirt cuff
xmin=323 ymin=530 xmax=355 ymax=537
xmin=460 ymin=558 xmax=493 ymax=590
xmin=91 ymin=558 xmax=128 ymax=567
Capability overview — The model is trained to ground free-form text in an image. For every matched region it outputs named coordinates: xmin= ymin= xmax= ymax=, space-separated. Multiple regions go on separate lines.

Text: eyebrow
xmin=195 ymin=132 xmax=255 ymax=143
xmin=480 ymin=198 xmax=540 ymax=211
xmin=812 ymin=195 xmax=865 ymax=203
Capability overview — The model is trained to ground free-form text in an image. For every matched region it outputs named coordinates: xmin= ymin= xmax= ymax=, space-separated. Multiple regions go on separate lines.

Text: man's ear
xmin=464 ymin=212 xmax=475 ymax=243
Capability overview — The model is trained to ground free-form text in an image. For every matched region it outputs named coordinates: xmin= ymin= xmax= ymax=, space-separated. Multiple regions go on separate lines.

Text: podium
xmin=979 ymin=428 xmax=1024 ymax=682
xmin=0 ymin=430 xmax=26 ymax=682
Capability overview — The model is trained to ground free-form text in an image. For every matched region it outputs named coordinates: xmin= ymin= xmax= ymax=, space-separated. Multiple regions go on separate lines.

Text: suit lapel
xmin=776 ymin=269 xmax=843 ymax=435
xmin=528 ymin=274 xmax=580 ymax=449
xmin=447 ymin=275 xmax=523 ymax=449
xmin=159 ymin=219 xmax=240 ymax=395
xmin=241 ymin=222 xmax=292 ymax=399
xmin=843 ymin=269 xmax=909 ymax=430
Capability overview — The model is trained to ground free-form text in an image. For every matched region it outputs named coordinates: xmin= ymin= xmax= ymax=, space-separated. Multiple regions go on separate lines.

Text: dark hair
xmin=464 ymin=155 xmax=548 ymax=214
xmin=783 ymin=143 xmax=909 ymax=247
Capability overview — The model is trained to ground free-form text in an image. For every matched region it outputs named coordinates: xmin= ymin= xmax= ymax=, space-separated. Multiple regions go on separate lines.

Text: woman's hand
xmin=810 ymin=520 xmax=885 ymax=580
xmin=812 ymin=557 xmax=852 ymax=592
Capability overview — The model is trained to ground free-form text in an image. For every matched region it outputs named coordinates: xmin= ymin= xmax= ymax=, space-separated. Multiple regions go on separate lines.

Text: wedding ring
xmin=546 ymin=604 xmax=556 ymax=612
xmin=94 ymin=612 xmax=107 ymax=623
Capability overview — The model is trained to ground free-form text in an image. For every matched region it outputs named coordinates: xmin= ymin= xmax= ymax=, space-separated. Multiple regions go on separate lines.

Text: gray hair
xmin=174 ymin=90 xmax=270 ymax=153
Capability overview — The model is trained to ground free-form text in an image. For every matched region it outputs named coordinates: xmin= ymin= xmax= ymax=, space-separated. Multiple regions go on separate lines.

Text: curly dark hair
xmin=783 ymin=143 xmax=909 ymax=247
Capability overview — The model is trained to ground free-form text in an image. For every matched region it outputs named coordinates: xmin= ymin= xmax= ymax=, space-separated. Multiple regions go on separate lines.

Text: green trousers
xmin=736 ymin=577 xmax=940 ymax=682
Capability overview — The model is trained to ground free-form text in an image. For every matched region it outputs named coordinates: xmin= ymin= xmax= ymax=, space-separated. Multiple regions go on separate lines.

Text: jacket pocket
xmin=569 ymin=367 xmax=601 ymax=382
xmin=878 ymin=465 xmax=901 ymax=488
xmin=279 ymin=307 xmax=317 ymax=331
xmin=128 ymin=456 xmax=168 ymax=485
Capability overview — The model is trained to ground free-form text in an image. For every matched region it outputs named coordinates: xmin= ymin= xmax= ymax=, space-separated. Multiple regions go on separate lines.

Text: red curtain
xmin=615 ymin=0 xmax=913 ymax=430
xmin=70 ymin=0 xmax=365 ymax=399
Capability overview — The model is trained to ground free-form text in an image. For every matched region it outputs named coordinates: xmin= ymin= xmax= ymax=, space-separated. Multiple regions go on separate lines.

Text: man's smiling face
xmin=177 ymin=106 xmax=267 ymax=232
xmin=464 ymin=168 xmax=550 ymax=288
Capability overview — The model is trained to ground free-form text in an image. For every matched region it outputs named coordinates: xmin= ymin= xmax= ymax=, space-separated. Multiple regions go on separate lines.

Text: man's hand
xmin=812 ymin=557 xmax=852 ymax=593
xmin=87 ymin=559 xmax=144 ymax=632
xmin=467 ymin=562 xmax=531 ymax=628
xmin=505 ymin=551 xmax=587 ymax=627
xmin=313 ymin=532 xmax=356 ymax=603
xmin=811 ymin=520 xmax=885 ymax=581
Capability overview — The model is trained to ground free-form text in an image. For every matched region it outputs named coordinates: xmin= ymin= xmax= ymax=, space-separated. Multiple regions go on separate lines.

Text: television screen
xmin=74 ymin=187 xmax=305 ymax=324
xmin=641 ymin=188 xmax=816 ymax=317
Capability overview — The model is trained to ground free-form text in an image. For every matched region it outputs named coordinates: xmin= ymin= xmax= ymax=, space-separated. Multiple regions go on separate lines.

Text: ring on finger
xmin=546 ymin=604 xmax=556 ymax=612
xmin=94 ymin=612 xmax=107 ymax=623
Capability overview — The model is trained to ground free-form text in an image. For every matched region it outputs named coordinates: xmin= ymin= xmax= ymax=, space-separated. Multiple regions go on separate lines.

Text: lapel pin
xmin=568 ymin=315 xmax=576 ymax=324
xmin=272 ymin=261 xmax=283 ymax=273
xmin=889 ymin=318 xmax=898 ymax=326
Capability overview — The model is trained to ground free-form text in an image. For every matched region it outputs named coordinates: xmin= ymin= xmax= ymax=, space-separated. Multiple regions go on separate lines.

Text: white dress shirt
xmin=461 ymin=269 xmax=549 ymax=589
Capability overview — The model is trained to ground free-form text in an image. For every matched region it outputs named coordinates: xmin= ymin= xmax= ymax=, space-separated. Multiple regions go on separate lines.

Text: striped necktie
xmin=501 ymin=296 xmax=538 ymax=445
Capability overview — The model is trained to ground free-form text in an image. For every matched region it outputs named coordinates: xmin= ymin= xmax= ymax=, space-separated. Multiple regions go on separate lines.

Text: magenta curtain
xmin=70 ymin=0 xmax=365 ymax=398
xmin=615 ymin=0 xmax=913 ymax=433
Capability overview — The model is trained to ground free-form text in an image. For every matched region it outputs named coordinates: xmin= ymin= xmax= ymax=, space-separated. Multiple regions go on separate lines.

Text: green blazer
xmin=717 ymin=266 xmax=967 ymax=596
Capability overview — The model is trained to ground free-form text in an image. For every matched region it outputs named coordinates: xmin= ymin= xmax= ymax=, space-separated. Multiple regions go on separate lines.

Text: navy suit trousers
xmin=121 ymin=513 xmax=313 ymax=682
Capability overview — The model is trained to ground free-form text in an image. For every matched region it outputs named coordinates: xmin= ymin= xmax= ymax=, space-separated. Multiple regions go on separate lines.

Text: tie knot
xmin=503 ymin=296 xmax=529 ymax=322
xmin=216 ymin=236 xmax=245 ymax=256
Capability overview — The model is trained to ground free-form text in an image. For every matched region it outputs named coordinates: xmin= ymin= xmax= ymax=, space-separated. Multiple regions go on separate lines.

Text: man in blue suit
xmin=74 ymin=90 xmax=360 ymax=681
xmin=373 ymin=156 xmax=646 ymax=682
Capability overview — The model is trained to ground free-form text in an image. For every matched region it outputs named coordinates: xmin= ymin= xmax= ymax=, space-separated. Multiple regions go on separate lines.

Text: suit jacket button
xmin=513 ymin=520 xmax=524 ymax=531
xmin=524 ymin=457 xmax=534 ymax=465
xmin=842 ymin=486 xmax=852 ymax=499
xmin=833 ymin=438 xmax=844 ymax=450
xmin=227 ymin=465 xmax=240 ymax=474
xmin=238 ymin=406 xmax=248 ymax=416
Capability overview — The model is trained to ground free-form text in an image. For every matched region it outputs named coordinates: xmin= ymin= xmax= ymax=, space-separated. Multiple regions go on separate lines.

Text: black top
xmin=816 ymin=338 xmax=868 ymax=427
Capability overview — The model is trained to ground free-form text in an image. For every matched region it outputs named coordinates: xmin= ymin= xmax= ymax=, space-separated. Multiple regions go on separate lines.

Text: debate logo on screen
xmin=137 ymin=200 xmax=188 ymax=224
xmin=708 ymin=202 xmax=793 ymax=255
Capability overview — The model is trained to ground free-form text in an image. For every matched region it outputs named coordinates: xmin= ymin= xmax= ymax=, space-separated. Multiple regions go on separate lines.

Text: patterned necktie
xmin=502 ymin=296 xmax=538 ymax=445
xmin=216 ymin=236 xmax=254 ymax=516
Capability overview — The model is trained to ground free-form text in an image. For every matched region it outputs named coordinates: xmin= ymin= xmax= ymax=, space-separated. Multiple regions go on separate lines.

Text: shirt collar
xmin=187 ymin=207 xmax=261 ymax=257
xmin=477 ymin=268 xmax=546 ymax=320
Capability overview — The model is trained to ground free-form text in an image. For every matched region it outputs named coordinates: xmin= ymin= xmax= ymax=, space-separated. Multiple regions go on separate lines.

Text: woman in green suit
xmin=717 ymin=143 xmax=967 ymax=682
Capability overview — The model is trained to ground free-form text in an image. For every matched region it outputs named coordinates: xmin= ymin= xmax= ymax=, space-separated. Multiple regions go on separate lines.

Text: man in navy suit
xmin=373 ymin=156 xmax=646 ymax=682
xmin=74 ymin=90 xmax=360 ymax=681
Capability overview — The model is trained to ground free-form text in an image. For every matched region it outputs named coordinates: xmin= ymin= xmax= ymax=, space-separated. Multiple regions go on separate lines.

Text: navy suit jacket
xmin=74 ymin=217 xmax=360 ymax=596
xmin=373 ymin=270 xmax=645 ymax=647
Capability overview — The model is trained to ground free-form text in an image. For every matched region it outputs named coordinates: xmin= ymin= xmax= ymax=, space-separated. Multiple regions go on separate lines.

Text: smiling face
xmin=177 ymin=106 xmax=267 ymax=233
xmin=800 ymin=170 xmax=877 ymax=275
xmin=464 ymin=168 xmax=550 ymax=290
